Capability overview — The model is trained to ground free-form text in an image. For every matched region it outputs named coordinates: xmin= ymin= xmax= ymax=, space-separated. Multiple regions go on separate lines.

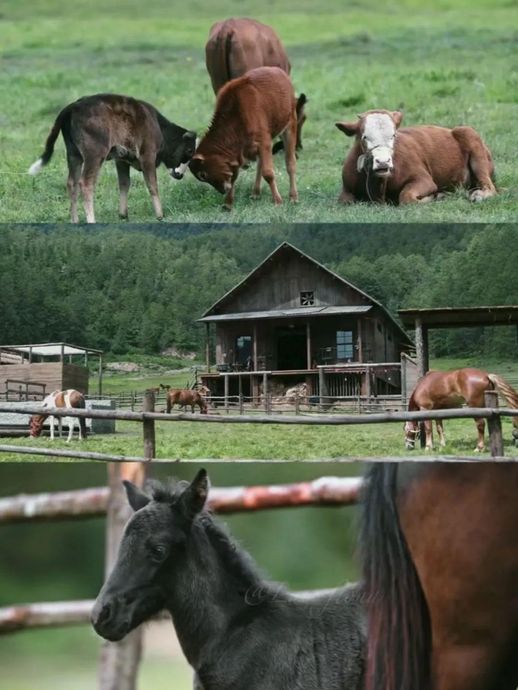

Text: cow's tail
xmin=487 ymin=374 xmax=518 ymax=427
xmin=28 ymin=105 xmax=71 ymax=175
xmin=361 ymin=463 xmax=432 ymax=690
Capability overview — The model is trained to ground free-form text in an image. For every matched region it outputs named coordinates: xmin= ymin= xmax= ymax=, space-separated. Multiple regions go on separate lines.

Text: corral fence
xmin=0 ymin=466 xmax=363 ymax=690
xmin=0 ymin=390 xmax=516 ymax=462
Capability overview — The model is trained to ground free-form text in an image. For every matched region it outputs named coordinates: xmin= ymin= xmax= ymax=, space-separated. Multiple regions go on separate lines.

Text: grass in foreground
xmin=2 ymin=416 xmax=517 ymax=462
xmin=1 ymin=0 xmax=517 ymax=222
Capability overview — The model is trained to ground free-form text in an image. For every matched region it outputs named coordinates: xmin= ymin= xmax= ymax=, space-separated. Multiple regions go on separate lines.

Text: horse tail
xmin=75 ymin=393 xmax=87 ymax=439
xmin=487 ymin=374 xmax=518 ymax=426
xmin=28 ymin=104 xmax=72 ymax=175
xmin=361 ymin=463 xmax=431 ymax=690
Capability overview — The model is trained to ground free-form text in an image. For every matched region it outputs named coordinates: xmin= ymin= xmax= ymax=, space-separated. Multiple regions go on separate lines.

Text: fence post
xmin=294 ymin=396 xmax=300 ymax=415
xmin=142 ymin=390 xmax=156 ymax=461
xmin=98 ymin=463 xmax=146 ymax=690
xmin=484 ymin=390 xmax=504 ymax=457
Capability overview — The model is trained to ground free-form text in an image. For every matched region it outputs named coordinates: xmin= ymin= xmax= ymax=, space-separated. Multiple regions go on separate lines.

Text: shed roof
xmin=0 ymin=343 xmax=103 ymax=357
xmin=398 ymin=306 xmax=518 ymax=329
xmin=200 ymin=305 xmax=372 ymax=322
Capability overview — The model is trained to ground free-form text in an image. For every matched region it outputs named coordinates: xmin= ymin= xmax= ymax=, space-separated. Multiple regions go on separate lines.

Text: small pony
xmin=29 ymin=389 xmax=87 ymax=442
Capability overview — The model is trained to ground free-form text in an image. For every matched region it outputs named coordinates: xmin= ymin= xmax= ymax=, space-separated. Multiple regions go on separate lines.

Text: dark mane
xmin=146 ymin=477 xmax=190 ymax=503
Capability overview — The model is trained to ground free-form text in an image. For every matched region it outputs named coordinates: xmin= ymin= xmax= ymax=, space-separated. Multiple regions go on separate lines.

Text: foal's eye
xmin=199 ymin=171 xmax=208 ymax=181
xmin=149 ymin=544 xmax=167 ymax=562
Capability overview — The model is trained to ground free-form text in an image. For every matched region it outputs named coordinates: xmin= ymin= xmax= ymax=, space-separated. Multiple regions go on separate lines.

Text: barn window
xmin=300 ymin=291 xmax=315 ymax=306
xmin=235 ymin=336 xmax=252 ymax=365
xmin=336 ymin=330 xmax=354 ymax=361
xmin=377 ymin=322 xmax=383 ymax=333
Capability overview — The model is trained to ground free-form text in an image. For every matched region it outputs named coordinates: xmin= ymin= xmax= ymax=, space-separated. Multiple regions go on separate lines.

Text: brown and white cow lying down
xmin=189 ymin=66 xmax=298 ymax=210
xmin=335 ymin=109 xmax=496 ymax=204
xmin=29 ymin=94 xmax=197 ymax=223
xmin=205 ymin=17 xmax=307 ymax=153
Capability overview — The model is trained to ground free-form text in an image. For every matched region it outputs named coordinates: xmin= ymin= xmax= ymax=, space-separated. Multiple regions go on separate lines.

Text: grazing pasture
xmin=1 ymin=0 xmax=517 ymax=222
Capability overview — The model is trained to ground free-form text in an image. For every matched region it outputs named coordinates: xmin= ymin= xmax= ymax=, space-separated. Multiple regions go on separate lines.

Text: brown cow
xmin=335 ymin=109 xmax=496 ymax=204
xmin=29 ymin=94 xmax=197 ymax=222
xmin=166 ymin=389 xmax=208 ymax=414
xmin=205 ymin=18 xmax=307 ymax=153
xmin=189 ymin=66 xmax=298 ymax=210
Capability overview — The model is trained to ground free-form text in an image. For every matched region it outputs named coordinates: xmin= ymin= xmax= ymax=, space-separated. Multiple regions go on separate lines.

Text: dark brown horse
xmin=404 ymin=368 xmax=518 ymax=451
xmin=361 ymin=462 xmax=518 ymax=690
xmin=165 ymin=388 xmax=208 ymax=414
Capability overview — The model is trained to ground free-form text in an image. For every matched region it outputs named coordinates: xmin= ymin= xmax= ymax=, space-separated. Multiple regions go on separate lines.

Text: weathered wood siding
xmin=0 ymin=363 xmax=89 ymax=396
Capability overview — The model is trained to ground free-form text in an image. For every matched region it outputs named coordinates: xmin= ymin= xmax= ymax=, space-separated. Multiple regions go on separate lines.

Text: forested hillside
xmin=1 ymin=224 xmax=516 ymax=358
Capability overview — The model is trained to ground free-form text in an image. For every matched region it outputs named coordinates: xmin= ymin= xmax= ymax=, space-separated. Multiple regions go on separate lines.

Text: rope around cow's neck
xmin=365 ymin=164 xmax=388 ymax=203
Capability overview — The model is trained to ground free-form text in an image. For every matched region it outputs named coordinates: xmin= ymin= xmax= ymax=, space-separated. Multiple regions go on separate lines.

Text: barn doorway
xmin=276 ymin=326 xmax=307 ymax=370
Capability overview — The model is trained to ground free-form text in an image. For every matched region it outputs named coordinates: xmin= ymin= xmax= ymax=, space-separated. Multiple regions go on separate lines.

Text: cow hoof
xmin=289 ymin=195 xmax=299 ymax=203
xmin=473 ymin=446 xmax=485 ymax=453
xmin=469 ymin=188 xmax=493 ymax=202
xmin=119 ymin=214 xmax=128 ymax=221
xmin=156 ymin=215 xmax=163 ymax=221
xmin=222 ymin=204 xmax=233 ymax=212
xmin=250 ymin=193 xmax=260 ymax=200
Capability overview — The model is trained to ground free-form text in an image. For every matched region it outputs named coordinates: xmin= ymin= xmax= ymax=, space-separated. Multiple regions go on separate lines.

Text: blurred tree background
xmin=1 ymin=224 xmax=517 ymax=360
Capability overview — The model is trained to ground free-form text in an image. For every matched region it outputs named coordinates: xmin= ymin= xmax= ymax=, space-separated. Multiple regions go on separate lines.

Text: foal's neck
xmin=165 ymin=516 xmax=268 ymax=668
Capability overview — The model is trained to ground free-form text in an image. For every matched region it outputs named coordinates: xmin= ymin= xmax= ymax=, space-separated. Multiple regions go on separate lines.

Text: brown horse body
xmin=166 ymin=389 xmax=208 ymax=414
xmin=362 ymin=462 xmax=518 ymax=690
xmin=29 ymin=389 xmax=87 ymax=441
xmin=405 ymin=368 xmax=518 ymax=451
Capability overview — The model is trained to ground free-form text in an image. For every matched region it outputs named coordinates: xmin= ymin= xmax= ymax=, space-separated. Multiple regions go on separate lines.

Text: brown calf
xmin=206 ymin=18 xmax=307 ymax=153
xmin=29 ymin=94 xmax=197 ymax=222
xmin=189 ymin=66 xmax=298 ymax=209
xmin=335 ymin=109 xmax=496 ymax=204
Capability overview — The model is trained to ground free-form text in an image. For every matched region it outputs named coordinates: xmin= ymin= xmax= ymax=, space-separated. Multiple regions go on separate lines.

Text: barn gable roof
xmin=200 ymin=242 xmax=412 ymax=345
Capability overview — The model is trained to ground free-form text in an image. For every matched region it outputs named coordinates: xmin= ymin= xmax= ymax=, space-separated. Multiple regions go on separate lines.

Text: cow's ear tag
xmin=357 ymin=154 xmax=366 ymax=173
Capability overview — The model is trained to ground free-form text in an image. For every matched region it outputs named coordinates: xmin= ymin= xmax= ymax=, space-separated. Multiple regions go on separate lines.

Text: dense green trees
xmin=1 ymin=224 xmax=516 ymax=358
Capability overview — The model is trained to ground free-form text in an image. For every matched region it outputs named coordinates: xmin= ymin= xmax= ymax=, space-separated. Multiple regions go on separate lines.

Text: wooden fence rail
xmin=1 ymin=392 xmax=516 ymax=460
xmin=0 ymin=477 xmax=364 ymax=524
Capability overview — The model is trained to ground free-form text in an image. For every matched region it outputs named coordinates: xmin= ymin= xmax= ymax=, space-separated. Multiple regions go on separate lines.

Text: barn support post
xmin=484 ymin=390 xmax=504 ymax=457
xmin=263 ymin=372 xmax=268 ymax=413
xmin=318 ymin=367 xmax=327 ymax=411
xmin=205 ymin=323 xmax=211 ymax=373
xmin=253 ymin=323 xmax=258 ymax=371
xmin=142 ymin=390 xmax=155 ymax=461
xmin=306 ymin=322 xmax=312 ymax=370
xmin=238 ymin=375 xmax=243 ymax=415
xmin=415 ymin=318 xmax=429 ymax=378
xmin=98 ymin=462 xmax=146 ymax=690
xmin=98 ymin=354 xmax=103 ymax=396
xmin=224 ymin=375 xmax=229 ymax=413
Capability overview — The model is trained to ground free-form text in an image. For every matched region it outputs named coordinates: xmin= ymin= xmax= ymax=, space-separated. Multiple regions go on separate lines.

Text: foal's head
xmin=91 ymin=469 xmax=209 ymax=642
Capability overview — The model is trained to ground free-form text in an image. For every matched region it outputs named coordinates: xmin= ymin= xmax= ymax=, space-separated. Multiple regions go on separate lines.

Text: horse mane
xmin=146 ymin=478 xmax=285 ymax=601
xmin=407 ymin=390 xmax=419 ymax=411
xmin=360 ymin=464 xmax=431 ymax=690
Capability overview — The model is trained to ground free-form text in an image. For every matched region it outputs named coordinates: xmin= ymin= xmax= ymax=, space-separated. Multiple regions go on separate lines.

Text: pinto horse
xmin=166 ymin=388 xmax=208 ymax=414
xmin=404 ymin=368 xmax=518 ymax=451
xmin=361 ymin=462 xmax=518 ymax=690
xmin=29 ymin=389 xmax=87 ymax=441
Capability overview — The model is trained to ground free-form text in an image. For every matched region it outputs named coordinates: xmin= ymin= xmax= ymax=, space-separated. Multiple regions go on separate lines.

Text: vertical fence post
xmin=142 ymin=390 xmax=156 ymax=461
xmin=98 ymin=463 xmax=146 ymax=690
xmin=484 ymin=390 xmax=504 ymax=457
xmin=238 ymin=375 xmax=243 ymax=415
xmin=294 ymin=396 xmax=300 ymax=415
xmin=224 ymin=375 xmax=229 ymax=414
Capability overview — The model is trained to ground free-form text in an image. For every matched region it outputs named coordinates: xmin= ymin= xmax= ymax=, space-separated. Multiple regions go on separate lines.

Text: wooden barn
xmin=0 ymin=343 xmax=104 ymax=400
xmin=199 ymin=243 xmax=416 ymax=406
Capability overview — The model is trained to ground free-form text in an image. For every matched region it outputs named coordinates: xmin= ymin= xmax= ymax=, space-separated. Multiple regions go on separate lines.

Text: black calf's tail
xmin=361 ymin=463 xmax=431 ymax=690
xmin=28 ymin=105 xmax=70 ymax=175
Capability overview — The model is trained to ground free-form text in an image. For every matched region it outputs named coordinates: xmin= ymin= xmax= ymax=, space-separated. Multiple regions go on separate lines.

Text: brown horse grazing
xmin=361 ymin=462 xmax=518 ymax=690
xmin=404 ymin=368 xmax=518 ymax=451
xmin=205 ymin=18 xmax=307 ymax=153
xmin=166 ymin=389 xmax=208 ymax=414
xmin=29 ymin=389 xmax=87 ymax=441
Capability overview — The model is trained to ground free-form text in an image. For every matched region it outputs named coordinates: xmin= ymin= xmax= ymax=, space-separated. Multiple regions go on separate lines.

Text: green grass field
xmin=3 ymin=356 xmax=517 ymax=462
xmin=1 ymin=0 xmax=517 ymax=222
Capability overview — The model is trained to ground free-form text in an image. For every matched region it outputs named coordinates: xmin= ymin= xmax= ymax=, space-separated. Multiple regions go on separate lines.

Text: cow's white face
xmin=360 ymin=113 xmax=397 ymax=176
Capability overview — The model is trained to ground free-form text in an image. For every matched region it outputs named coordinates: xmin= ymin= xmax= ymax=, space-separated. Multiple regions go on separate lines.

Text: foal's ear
xmin=182 ymin=468 xmax=210 ymax=517
xmin=123 ymin=481 xmax=151 ymax=512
